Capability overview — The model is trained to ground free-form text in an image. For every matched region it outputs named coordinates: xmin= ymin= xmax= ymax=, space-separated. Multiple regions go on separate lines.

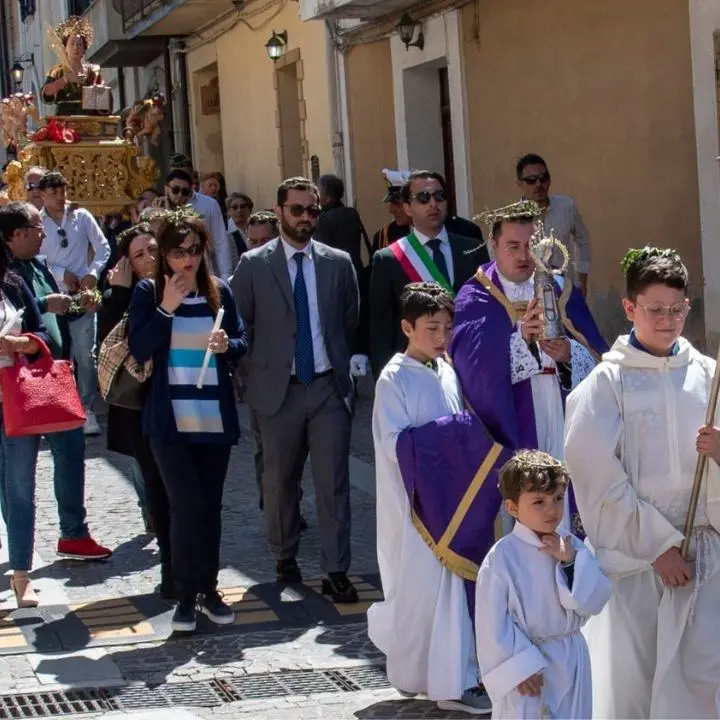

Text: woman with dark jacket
xmin=128 ymin=211 xmax=247 ymax=633
xmin=97 ymin=223 xmax=174 ymax=599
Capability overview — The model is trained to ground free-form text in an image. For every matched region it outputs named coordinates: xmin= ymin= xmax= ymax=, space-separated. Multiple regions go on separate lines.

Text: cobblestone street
xmin=0 ymin=379 xmax=468 ymax=719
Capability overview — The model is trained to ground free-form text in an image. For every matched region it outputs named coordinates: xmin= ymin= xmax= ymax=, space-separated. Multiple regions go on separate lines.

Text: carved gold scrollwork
xmin=2 ymin=136 xmax=159 ymax=216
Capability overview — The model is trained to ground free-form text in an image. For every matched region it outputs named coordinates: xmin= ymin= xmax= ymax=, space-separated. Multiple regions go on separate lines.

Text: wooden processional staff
xmin=681 ymin=343 xmax=720 ymax=559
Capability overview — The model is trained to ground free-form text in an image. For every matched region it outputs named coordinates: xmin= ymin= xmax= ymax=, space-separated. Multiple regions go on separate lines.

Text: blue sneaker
xmin=437 ymin=686 xmax=492 ymax=715
xmin=171 ymin=599 xmax=197 ymax=632
xmin=198 ymin=591 xmax=235 ymax=625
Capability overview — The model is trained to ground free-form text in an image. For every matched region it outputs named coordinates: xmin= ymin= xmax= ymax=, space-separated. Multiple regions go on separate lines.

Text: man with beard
xmin=232 ymin=177 xmax=360 ymax=603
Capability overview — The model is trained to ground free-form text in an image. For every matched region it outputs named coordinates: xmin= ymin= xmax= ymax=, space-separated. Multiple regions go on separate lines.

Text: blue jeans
xmin=68 ymin=312 xmax=97 ymax=411
xmin=129 ymin=458 xmax=147 ymax=510
xmin=0 ymin=424 xmax=88 ymax=571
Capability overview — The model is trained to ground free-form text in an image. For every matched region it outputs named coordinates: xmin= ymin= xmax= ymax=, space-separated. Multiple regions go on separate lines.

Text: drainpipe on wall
xmin=0 ymin=0 xmax=10 ymax=99
xmin=325 ymin=20 xmax=353 ymax=202
xmin=168 ymin=38 xmax=191 ymax=159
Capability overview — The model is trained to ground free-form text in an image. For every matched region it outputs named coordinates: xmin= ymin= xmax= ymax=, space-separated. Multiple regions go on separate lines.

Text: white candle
xmin=196 ymin=307 xmax=225 ymax=390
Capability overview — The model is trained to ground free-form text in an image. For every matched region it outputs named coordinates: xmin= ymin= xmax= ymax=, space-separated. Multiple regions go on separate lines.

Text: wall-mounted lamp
xmin=11 ymin=53 xmax=34 ymax=85
xmin=265 ymin=30 xmax=288 ymax=62
xmin=397 ymin=13 xmax=424 ymax=51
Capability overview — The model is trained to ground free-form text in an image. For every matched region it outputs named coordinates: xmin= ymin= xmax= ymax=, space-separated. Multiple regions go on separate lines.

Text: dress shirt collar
xmin=41 ymin=204 xmax=70 ymax=227
xmin=281 ymin=236 xmax=313 ymax=264
xmin=412 ymin=226 xmax=449 ymax=246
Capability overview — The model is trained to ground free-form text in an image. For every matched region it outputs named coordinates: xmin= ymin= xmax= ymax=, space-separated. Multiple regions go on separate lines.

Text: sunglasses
xmin=167 ymin=244 xmax=204 ymax=260
xmin=24 ymin=224 xmax=44 ymax=231
xmin=169 ymin=186 xmax=191 ymax=197
xmin=58 ymin=228 xmax=68 ymax=248
xmin=411 ymin=190 xmax=447 ymax=205
xmin=284 ymin=204 xmax=321 ymax=219
xmin=521 ymin=173 xmax=550 ymax=185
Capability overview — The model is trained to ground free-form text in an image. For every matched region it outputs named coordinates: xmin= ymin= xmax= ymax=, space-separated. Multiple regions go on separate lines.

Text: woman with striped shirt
xmin=128 ymin=211 xmax=247 ymax=632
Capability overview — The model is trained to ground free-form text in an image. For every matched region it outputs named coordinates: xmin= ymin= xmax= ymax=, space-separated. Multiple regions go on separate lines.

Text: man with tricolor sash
xmin=368 ymin=170 xmax=488 ymax=377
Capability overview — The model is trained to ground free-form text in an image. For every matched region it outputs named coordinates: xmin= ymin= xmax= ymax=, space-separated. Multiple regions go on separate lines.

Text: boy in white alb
xmin=369 ymin=282 xmax=491 ymax=715
xmin=475 ymin=450 xmax=610 ymax=718
xmin=565 ymin=247 xmax=720 ymax=718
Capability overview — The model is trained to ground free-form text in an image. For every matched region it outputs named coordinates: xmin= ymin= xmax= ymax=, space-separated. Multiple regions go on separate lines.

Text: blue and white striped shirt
xmin=168 ymin=296 xmax=223 ymax=435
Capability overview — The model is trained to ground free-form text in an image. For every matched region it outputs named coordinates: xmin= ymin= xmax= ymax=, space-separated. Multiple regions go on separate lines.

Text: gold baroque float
xmin=2 ymin=115 xmax=158 ymax=216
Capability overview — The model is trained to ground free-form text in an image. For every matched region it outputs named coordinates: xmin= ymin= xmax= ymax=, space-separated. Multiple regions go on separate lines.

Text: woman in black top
xmin=97 ymin=223 xmax=174 ymax=599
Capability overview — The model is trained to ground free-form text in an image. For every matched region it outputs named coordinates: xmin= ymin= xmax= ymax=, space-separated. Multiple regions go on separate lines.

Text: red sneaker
xmin=57 ymin=537 xmax=113 ymax=560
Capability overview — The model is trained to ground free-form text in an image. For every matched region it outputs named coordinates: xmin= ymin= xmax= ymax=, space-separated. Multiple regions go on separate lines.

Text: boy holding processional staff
xmin=565 ymin=247 xmax=720 ymax=718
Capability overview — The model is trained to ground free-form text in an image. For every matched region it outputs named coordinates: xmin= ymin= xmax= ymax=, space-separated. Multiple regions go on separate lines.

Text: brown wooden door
xmin=439 ymin=66 xmax=457 ymax=217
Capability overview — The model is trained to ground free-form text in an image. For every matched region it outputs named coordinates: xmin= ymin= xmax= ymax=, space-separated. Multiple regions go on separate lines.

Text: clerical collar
xmin=628 ymin=329 xmax=679 ymax=357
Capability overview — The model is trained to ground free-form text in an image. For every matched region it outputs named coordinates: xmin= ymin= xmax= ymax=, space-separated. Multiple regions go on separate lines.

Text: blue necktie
xmin=427 ymin=238 xmax=450 ymax=286
xmin=293 ymin=252 xmax=315 ymax=384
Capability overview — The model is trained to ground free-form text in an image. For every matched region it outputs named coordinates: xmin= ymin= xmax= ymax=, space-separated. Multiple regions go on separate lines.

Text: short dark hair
xmin=226 ymin=192 xmax=253 ymax=210
xmin=400 ymin=282 xmax=455 ymax=326
xmin=623 ymin=248 xmax=689 ymax=302
xmin=248 ymin=211 xmax=278 ymax=232
xmin=318 ymin=174 xmax=344 ymax=202
xmin=37 ymin=172 xmax=67 ymax=191
xmin=401 ymin=170 xmax=446 ymax=204
xmin=165 ymin=168 xmax=193 ymax=186
xmin=0 ymin=202 xmax=33 ymax=242
xmin=491 ymin=217 xmax=535 ymax=242
xmin=499 ymin=450 xmax=569 ymax=504
xmin=516 ymin=154 xmax=549 ymax=180
xmin=277 ymin=177 xmax=318 ymax=207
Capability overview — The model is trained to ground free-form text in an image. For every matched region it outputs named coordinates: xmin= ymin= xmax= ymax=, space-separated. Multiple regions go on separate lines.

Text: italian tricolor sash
xmin=389 ymin=232 xmax=454 ymax=296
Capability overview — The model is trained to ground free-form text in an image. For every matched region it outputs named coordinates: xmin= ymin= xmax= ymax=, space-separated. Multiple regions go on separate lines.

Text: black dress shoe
xmin=321 ymin=572 xmax=358 ymax=603
xmin=299 ymin=515 xmax=309 ymax=532
xmin=276 ymin=558 xmax=302 ymax=583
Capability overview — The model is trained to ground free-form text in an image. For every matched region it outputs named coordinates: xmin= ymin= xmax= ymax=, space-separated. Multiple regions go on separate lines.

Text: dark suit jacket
xmin=232 ymin=238 xmax=360 ymax=417
xmin=315 ymin=203 xmax=370 ymax=273
xmin=369 ymin=233 xmax=489 ymax=377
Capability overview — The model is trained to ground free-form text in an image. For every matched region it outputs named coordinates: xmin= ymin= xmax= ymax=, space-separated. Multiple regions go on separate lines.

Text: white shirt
xmin=189 ymin=191 xmax=232 ymax=280
xmin=519 ymin=194 xmax=590 ymax=276
xmin=281 ymin=237 xmax=331 ymax=374
xmin=412 ymin=226 xmax=454 ymax=286
xmin=40 ymin=205 xmax=111 ymax=292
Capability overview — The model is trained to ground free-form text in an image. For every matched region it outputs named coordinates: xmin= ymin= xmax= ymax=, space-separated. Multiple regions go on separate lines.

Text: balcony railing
xmin=116 ymin=0 xmax=173 ymax=33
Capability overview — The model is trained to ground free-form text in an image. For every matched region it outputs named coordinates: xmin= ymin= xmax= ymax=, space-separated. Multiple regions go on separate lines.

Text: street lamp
xmin=265 ymin=30 xmax=288 ymax=62
xmin=397 ymin=13 xmax=424 ymax=51
xmin=10 ymin=53 xmax=34 ymax=86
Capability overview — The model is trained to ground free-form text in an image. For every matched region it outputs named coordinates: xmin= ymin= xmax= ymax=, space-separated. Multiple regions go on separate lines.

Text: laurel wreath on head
xmin=620 ymin=246 xmax=681 ymax=276
xmin=474 ymin=199 xmax=542 ymax=228
xmin=145 ymin=206 xmax=202 ymax=227
xmin=507 ymin=451 xmax=570 ymax=484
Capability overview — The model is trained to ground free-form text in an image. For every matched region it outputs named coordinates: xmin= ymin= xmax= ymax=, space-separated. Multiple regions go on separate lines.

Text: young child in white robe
xmin=369 ymin=282 xmax=491 ymax=715
xmin=475 ymin=450 xmax=611 ymax=719
xmin=565 ymin=247 xmax=720 ymax=719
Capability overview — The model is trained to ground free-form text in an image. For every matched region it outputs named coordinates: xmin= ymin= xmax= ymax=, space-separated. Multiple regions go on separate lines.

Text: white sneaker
xmin=83 ymin=410 xmax=101 ymax=436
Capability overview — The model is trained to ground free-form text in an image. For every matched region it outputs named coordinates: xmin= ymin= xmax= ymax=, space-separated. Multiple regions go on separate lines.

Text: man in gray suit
xmin=232 ymin=177 xmax=360 ymax=603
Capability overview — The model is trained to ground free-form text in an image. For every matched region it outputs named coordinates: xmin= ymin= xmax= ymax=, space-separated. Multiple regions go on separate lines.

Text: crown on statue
xmin=54 ymin=15 xmax=95 ymax=47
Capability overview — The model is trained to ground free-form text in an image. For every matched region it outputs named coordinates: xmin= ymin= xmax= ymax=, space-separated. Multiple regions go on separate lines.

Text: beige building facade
xmin=303 ymin=0 xmax=720 ymax=348
xmin=181 ymin=1 xmax=336 ymax=211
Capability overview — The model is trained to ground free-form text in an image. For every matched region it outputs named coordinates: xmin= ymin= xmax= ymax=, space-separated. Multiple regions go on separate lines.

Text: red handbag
xmin=0 ymin=334 xmax=86 ymax=437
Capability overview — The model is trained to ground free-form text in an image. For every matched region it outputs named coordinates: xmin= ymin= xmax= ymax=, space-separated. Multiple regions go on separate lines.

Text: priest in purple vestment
xmin=450 ymin=201 xmax=608 ymax=534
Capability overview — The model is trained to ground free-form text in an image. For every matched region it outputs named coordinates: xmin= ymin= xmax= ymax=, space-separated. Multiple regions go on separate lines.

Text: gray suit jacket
xmin=232 ymin=238 xmax=360 ymax=417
